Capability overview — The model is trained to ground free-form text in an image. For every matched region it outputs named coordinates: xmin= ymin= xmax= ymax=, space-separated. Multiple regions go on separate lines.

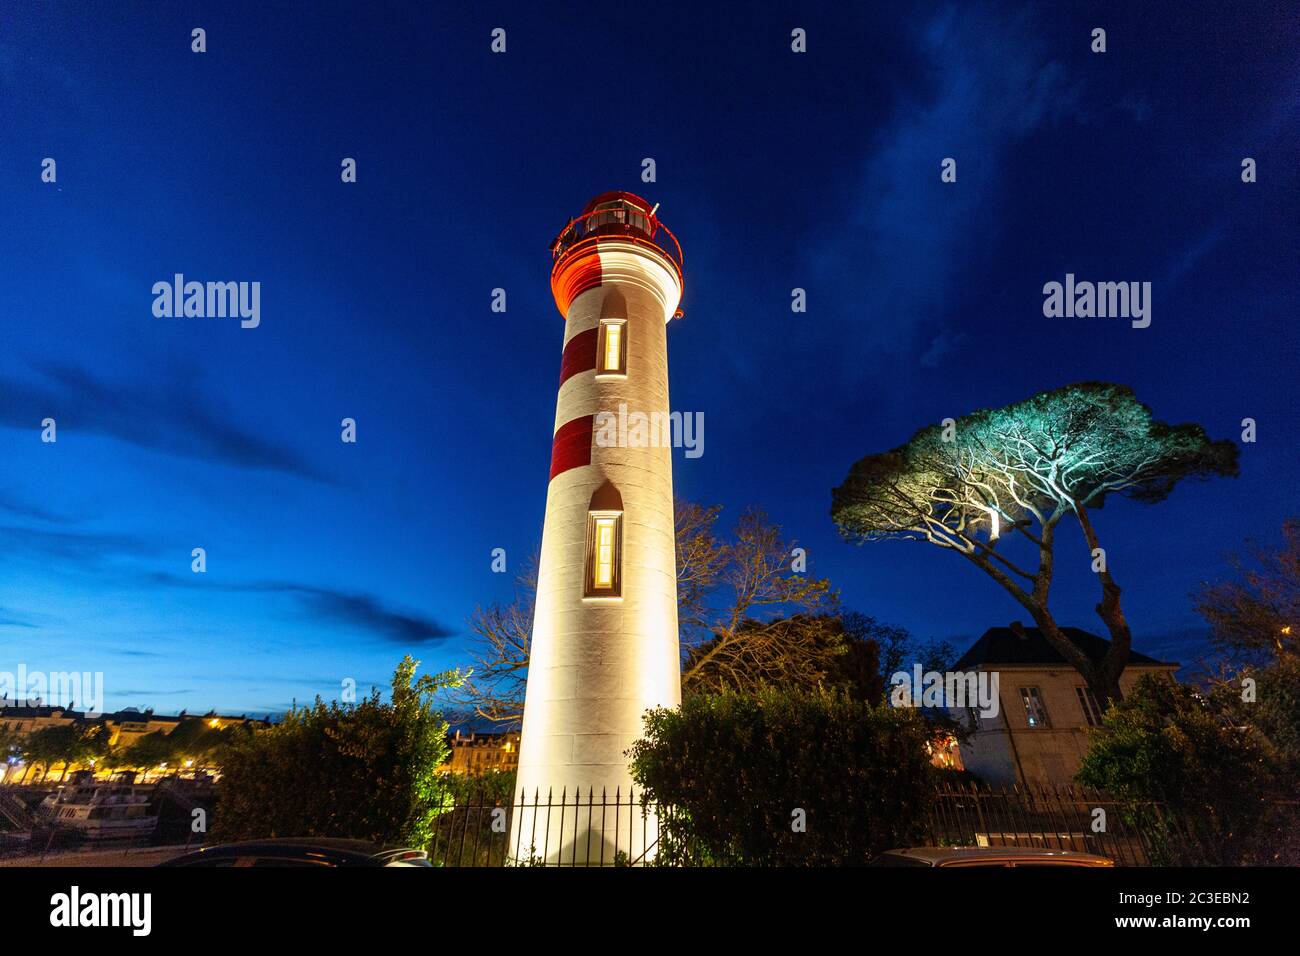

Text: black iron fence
xmin=430 ymin=788 xmax=690 ymax=867
xmin=430 ymin=783 xmax=1225 ymax=867
xmin=926 ymin=782 xmax=1192 ymax=866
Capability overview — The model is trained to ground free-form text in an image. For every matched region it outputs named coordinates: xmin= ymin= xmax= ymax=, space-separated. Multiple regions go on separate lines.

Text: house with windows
xmin=439 ymin=726 xmax=522 ymax=777
xmin=948 ymin=625 xmax=1179 ymax=788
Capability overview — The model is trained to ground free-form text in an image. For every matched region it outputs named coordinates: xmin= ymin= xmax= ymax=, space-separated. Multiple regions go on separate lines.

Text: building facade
xmin=948 ymin=626 xmax=1179 ymax=788
xmin=440 ymin=728 xmax=521 ymax=776
xmin=0 ymin=705 xmax=267 ymax=784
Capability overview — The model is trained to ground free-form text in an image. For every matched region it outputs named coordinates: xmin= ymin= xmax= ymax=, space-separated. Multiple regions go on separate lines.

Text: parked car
xmin=159 ymin=838 xmax=432 ymax=867
xmin=869 ymin=847 xmax=1114 ymax=867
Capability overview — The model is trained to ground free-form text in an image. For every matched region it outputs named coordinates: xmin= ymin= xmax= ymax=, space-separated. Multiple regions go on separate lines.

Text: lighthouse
xmin=512 ymin=192 xmax=685 ymax=864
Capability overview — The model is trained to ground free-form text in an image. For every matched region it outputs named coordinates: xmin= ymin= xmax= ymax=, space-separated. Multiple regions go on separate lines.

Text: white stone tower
xmin=511 ymin=192 xmax=684 ymax=864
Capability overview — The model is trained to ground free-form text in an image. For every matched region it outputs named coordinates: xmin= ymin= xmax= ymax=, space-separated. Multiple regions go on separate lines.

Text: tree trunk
xmin=1075 ymin=502 xmax=1131 ymax=703
xmin=1029 ymin=614 xmax=1120 ymax=708
xmin=960 ymin=538 xmax=1122 ymax=707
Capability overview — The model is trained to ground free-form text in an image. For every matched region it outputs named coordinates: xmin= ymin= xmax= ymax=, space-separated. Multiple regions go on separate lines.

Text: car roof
xmin=880 ymin=846 xmax=1114 ymax=865
xmin=162 ymin=838 xmax=426 ymax=865
xmin=200 ymin=838 xmax=382 ymax=854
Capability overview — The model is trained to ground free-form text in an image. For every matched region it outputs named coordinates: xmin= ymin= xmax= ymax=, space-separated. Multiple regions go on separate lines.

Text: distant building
xmin=948 ymin=625 xmax=1178 ymax=788
xmin=99 ymin=709 xmax=266 ymax=750
xmin=441 ymin=726 xmax=520 ymax=777
xmin=0 ymin=704 xmax=269 ymax=784
xmin=0 ymin=704 xmax=79 ymax=736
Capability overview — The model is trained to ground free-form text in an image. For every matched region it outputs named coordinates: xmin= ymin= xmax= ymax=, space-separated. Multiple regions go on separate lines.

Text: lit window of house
xmin=1019 ymin=687 xmax=1050 ymax=728
xmin=598 ymin=319 xmax=626 ymax=374
xmin=1075 ymin=686 xmax=1103 ymax=726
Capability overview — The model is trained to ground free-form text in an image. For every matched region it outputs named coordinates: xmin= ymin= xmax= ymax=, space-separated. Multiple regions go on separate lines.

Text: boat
xmin=37 ymin=770 xmax=158 ymax=840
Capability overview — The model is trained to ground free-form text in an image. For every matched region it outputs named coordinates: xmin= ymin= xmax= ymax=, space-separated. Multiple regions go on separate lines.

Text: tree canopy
xmin=833 ymin=382 xmax=1238 ymax=702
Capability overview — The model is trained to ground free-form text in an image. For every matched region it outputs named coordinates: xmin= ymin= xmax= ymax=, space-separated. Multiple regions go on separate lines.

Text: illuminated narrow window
xmin=584 ymin=512 xmax=622 ymax=597
xmin=584 ymin=482 xmax=623 ymax=598
xmin=594 ymin=517 xmax=616 ymax=587
xmin=598 ymin=319 xmax=626 ymax=374
xmin=1019 ymin=686 xmax=1051 ymax=728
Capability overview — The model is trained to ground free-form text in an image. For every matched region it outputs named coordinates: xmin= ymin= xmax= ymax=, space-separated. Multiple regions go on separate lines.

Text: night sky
xmin=2 ymin=1 xmax=1297 ymax=715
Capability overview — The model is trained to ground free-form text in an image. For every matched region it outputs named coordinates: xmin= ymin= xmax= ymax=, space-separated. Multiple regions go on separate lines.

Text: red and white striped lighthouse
xmin=512 ymin=192 xmax=685 ymax=863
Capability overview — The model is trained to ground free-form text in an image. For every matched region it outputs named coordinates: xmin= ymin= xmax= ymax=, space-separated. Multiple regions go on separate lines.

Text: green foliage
xmin=19 ymin=722 xmax=108 ymax=777
xmin=121 ymin=730 xmax=174 ymax=772
xmin=439 ymin=768 xmax=517 ymax=805
xmin=628 ymin=688 xmax=937 ymax=865
xmin=212 ymin=657 xmax=464 ymax=849
xmin=118 ymin=717 xmax=255 ymax=774
xmin=1077 ymin=674 xmax=1269 ymax=803
xmin=1245 ymin=656 xmax=1300 ymax=785
xmin=832 ymin=382 xmax=1238 ymax=703
xmin=0 ymin=724 xmax=20 ymax=763
xmin=1077 ymin=672 xmax=1298 ymax=864
xmin=833 ymin=382 xmax=1238 ymax=546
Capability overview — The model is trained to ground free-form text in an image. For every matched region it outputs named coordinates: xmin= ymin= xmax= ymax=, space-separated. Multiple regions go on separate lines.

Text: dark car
xmin=159 ymin=838 xmax=432 ymax=867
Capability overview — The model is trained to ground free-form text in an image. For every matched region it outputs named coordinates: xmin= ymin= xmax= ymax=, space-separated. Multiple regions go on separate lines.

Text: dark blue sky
xmin=2 ymin=1 xmax=1297 ymax=715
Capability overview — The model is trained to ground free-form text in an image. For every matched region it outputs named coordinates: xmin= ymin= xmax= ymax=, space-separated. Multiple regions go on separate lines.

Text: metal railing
xmin=430 ymin=783 xmax=1282 ymax=867
xmin=0 ymin=789 xmax=34 ymax=831
xmin=430 ymin=788 xmax=703 ymax=867
xmin=926 ymin=782 xmax=1209 ymax=866
xmin=550 ymin=207 xmax=685 ymax=282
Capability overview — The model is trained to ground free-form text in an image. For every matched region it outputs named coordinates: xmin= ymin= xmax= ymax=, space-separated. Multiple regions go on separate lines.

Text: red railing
xmin=550 ymin=207 xmax=685 ymax=286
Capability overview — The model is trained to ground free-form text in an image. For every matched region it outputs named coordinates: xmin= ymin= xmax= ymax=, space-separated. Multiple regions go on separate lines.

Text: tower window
xmin=598 ymin=319 xmax=626 ymax=375
xmin=584 ymin=512 xmax=622 ymax=597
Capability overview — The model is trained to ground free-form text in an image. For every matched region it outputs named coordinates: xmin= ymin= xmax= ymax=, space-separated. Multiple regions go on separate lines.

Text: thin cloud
xmin=1166 ymin=223 xmax=1227 ymax=285
xmin=811 ymin=4 xmax=1079 ymax=367
xmin=142 ymin=572 xmax=457 ymax=646
xmin=0 ymin=608 xmax=38 ymax=628
xmin=0 ymin=363 xmax=329 ymax=481
xmin=284 ymin=586 xmax=457 ymax=645
xmin=0 ymin=524 xmax=156 ymax=564
xmin=0 ymin=489 xmax=77 ymax=524
xmin=113 ymin=688 xmax=195 ymax=697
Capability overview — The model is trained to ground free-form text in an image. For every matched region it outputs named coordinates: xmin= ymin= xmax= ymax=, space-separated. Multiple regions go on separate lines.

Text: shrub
xmin=212 ymin=657 xmax=462 ymax=850
xmin=1077 ymin=672 xmax=1298 ymax=864
xmin=628 ymin=688 xmax=938 ymax=865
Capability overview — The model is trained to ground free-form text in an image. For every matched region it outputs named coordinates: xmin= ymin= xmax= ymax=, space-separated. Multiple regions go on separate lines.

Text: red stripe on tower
xmin=550 ymin=247 xmax=603 ymax=318
xmin=549 ymin=414 xmax=595 ymax=480
xmin=558 ymin=327 xmax=599 ymax=386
